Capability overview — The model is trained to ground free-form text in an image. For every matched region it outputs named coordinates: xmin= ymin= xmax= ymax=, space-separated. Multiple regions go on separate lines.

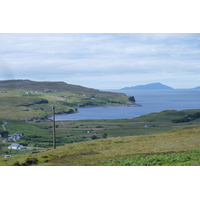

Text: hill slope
xmin=0 ymin=125 xmax=200 ymax=166
xmin=0 ymin=79 xmax=105 ymax=93
xmin=0 ymin=79 xmax=136 ymax=119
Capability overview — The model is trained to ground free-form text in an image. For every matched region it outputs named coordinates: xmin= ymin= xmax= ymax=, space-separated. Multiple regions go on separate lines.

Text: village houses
xmin=7 ymin=132 xmax=24 ymax=142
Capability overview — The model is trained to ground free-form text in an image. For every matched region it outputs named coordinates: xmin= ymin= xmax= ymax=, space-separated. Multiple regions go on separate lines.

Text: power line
xmin=60 ymin=121 xmax=79 ymax=149
xmin=50 ymin=103 xmax=78 ymax=149
xmin=51 ymin=104 xmax=57 ymax=149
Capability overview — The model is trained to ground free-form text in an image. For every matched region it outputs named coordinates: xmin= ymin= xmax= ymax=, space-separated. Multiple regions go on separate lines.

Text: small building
xmin=8 ymin=132 xmax=24 ymax=141
xmin=8 ymin=143 xmax=25 ymax=150
xmin=8 ymin=143 xmax=20 ymax=149
xmin=4 ymin=155 xmax=12 ymax=158
xmin=14 ymin=132 xmax=24 ymax=138
xmin=8 ymin=135 xmax=17 ymax=142
xmin=18 ymin=145 xmax=25 ymax=149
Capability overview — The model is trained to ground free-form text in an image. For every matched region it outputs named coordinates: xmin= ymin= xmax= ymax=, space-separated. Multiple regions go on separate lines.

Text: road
xmin=2 ymin=122 xmax=7 ymax=131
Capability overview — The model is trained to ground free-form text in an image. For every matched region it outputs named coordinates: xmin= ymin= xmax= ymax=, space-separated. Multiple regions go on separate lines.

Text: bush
xmin=102 ymin=133 xmax=108 ymax=138
xmin=0 ymin=131 xmax=9 ymax=138
xmin=23 ymin=157 xmax=38 ymax=166
xmin=91 ymin=135 xmax=98 ymax=140
xmin=96 ymin=126 xmax=103 ymax=128
xmin=13 ymin=161 xmax=21 ymax=166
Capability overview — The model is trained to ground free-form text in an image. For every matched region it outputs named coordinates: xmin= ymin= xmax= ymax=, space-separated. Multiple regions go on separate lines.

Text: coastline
xmin=48 ymin=103 xmax=143 ymax=121
xmin=52 ymin=102 xmax=142 ymax=118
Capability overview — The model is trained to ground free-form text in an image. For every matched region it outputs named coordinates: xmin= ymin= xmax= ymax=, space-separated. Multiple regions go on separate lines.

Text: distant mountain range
xmin=120 ymin=82 xmax=200 ymax=90
xmin=121 ymin=83 xmax=174 ymax=90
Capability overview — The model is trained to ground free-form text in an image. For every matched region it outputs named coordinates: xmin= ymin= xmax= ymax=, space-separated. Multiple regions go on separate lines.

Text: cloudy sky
xmin=1 ymin=33 xmax=200 ymax=89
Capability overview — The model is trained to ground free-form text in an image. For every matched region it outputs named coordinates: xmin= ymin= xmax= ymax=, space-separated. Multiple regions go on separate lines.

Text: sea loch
xmin=55 ymin=90 xmax=200 ymax=121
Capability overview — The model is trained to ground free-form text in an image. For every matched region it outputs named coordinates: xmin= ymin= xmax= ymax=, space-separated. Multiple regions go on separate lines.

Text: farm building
xmin=14 ymin=132 xmax=24 ymax=137
xmin=8 ymin=143 xmax=25 ymax=150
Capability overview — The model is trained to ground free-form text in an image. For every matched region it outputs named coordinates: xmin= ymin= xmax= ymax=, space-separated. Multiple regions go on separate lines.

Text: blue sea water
xmin=54 ymin=90 xmax=200 ymax=121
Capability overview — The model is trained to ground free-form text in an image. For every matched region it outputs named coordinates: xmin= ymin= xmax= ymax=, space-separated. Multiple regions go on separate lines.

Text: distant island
xmin=193 ymin=86 xmax=200 ymax=90
xmin=121 ymin=82 xmax=174 ymax=90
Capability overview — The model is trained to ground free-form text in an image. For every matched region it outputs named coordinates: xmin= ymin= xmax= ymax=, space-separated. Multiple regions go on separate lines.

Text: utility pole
xmin=52 ymin=105 xmax=57 ymax=149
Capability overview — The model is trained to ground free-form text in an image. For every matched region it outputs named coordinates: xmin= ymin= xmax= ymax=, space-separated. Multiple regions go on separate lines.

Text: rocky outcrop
xmin=128 ymin=96 xmax=136 ymax=103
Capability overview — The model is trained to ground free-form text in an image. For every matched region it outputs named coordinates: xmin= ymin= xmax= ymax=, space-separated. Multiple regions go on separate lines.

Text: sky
xmin=0 ymin=33 xmax=200 ymax=89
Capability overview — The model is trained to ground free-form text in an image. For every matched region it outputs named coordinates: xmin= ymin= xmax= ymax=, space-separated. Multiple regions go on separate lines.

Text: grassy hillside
xmin=0 ymin=109 xmax=200 ymax=166
xmin=1 ymin=109 xmax=200 ymax=151
xmin=0 ymin=79 xmax=136 ymax=119
xmin=0 ymin=79 xmax=99 ymax=92
xmin=0 ymin=125 xmax=200 ymax=166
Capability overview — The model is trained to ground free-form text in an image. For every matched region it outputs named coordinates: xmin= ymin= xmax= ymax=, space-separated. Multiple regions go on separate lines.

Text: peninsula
xmin=0 ymin=79 xmax=137 ymax=120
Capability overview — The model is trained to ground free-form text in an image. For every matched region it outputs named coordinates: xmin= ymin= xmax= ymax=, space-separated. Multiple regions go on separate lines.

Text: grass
xmin=97 ymin=149 xmax=200 ymax=166
xmin=0 ymin=125 xmax=200 ymax=166
xmin=0 ymin=80 xmax=135 ymax=119
xmin=1 ymin=109 xmax=200 ymax=157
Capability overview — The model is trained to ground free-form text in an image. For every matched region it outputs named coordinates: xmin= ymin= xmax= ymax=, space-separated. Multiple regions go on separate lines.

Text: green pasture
xmin=0 ymin=88 xmax=135 ymax=120
xmin=0 ymin=125 xmax=200 ymax=166
xmin=0 ymin=109 xmax=200 ymax=165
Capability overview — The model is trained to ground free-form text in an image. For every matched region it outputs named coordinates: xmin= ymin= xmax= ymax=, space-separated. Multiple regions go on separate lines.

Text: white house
xmin=18 ymin=145 xmax=25 ymax=149
xmin=8 ymin=143 xmax=25 ymax=150
xmin=8 ymin=143 xmax=20 ymax=149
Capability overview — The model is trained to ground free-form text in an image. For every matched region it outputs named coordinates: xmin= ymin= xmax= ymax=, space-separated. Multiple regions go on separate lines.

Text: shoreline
xmin=48 ymin=103 xmax=143 ymax=121
xmin=51 ymin=103 xmax=142 ymax=118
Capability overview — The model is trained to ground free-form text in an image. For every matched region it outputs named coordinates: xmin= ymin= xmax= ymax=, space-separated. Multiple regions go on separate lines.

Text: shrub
xmin=96 ymin=126 xmax=103 ymax=128
xmin=13 ymin=161 xmax=21 ymax=166
xmin=0 ymin=131 xmax=9 ymax=138
xmin=91 ymin=135 xmax=98 ymax=140
xmin=102 ymin=133 xmax=108 ymax=138
xmin=23 ymin=157 xmax=38 ymax=166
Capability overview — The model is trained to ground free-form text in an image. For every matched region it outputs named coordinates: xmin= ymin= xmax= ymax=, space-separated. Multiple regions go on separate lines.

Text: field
xmin=1 ymin=109 xmax=200 ymax=165
xmin=0 ymin=82 xmax=135 ymax=119
xmin=0 ymin=125 xmax=200 ymax=166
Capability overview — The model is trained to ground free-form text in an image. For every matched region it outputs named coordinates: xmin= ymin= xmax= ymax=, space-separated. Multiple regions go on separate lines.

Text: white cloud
xmin=0 ymin=33 xmax=200 ymax=89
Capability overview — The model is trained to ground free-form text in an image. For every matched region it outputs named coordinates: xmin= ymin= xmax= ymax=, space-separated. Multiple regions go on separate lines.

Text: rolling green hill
xmin=0 ymin=79 xmax=136 ymax=119
xmin=0 ymin=79 xmax=101 ymax=93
